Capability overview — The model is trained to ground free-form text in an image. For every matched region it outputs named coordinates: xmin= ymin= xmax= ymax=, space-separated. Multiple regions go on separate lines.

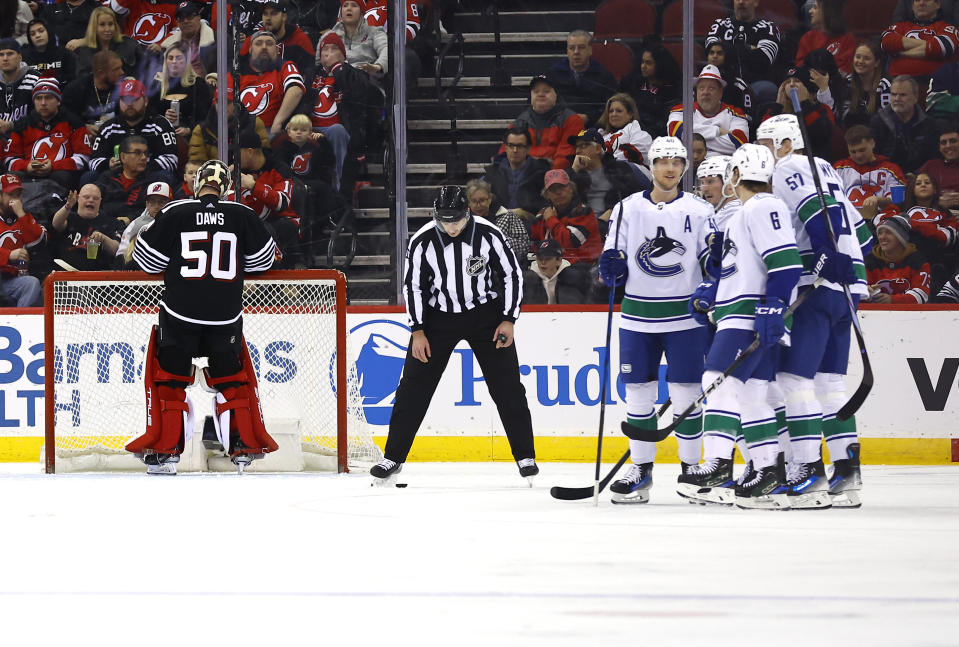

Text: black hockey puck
xmin=497 ymin=333 xmax=508 ymax=344
xmin=395 ymin=483 xmax=408 ymax=488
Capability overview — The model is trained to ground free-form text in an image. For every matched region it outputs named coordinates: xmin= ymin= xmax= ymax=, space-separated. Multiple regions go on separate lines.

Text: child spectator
xmin=176 ymin=159 xmax=199 ymax=198
xmin=866 ymin=215 xmax=931 ymax=303
xmin=522 ymin=239 xmax=588 ymax=304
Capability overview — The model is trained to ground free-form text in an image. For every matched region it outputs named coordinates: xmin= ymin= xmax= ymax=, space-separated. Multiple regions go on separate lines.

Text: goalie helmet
xmin=433 ymin=185 xmax=469 ymax=222
xmin=193 ymin=159 xmax=232 ymax=199
xmin=725 ymin=143 xmax=775 ymax=186
xmin=755 ymin=114 xmax=804 ymax=157
xmin=647 ymin=136 xmax=688 ymax=167
xmin=696 ymin=155 xmax=731 ymax=180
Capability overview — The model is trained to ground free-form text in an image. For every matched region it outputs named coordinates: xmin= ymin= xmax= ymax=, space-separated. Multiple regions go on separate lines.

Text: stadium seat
xmin=661 ymin=0 xmax=728 ymax=39
xmin=591 ymin=40 xmax=634 ymax=82
xmin=663 ymin=41 xmax=706 ymax=70
xmin=844 ymin=0 xmax=898 ymax=39
xmin=594 ymin=0 xmax=657 ymax=39
xmin=758 ymin=0 xmax=800 ymax=33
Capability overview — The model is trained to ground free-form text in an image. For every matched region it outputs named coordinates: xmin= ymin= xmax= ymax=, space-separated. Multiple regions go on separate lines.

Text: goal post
xmin=43 ymin=269 xmax=382 ymax=474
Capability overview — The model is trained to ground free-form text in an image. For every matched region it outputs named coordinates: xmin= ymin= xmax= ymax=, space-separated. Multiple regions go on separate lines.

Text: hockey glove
xmin=813 ymin=248 xmax=857 ymax=285
xmin=688 ymin=281 xmax=718 ymax=326
xmin=754 ymin=296 xmax=787 ymax=349
xmin=705 ymin=231 xmax=724 ymax=280
xmin=599 ymin=248 xmax=628 ymax=286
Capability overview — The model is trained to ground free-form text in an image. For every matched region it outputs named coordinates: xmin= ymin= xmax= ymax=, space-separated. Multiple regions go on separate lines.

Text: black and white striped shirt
xmin=405 ymin=215 xmax=523 ymax=331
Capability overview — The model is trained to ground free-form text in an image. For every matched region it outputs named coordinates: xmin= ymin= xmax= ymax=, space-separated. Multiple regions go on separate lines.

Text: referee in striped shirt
xmin=370 ymin=186 xmax=538 ymax=483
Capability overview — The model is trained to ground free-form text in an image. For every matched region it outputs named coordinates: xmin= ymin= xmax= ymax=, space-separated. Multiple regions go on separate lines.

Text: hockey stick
xmin=550 ymin=399 xmax=671 ymax=501
xmin=591 ymin=201 xmax=625 ymax=506
xmin=53 ymin=258 xmax=80 ymax=272
xmin=626 ymin=279 xmax=823 ymax=443
xmin=788 ymin=89 xmax=873 ymax=421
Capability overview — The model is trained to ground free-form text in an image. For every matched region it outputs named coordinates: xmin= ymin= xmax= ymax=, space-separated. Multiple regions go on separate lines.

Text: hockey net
xmin=43 ymin=270 xmax=382 ymax=473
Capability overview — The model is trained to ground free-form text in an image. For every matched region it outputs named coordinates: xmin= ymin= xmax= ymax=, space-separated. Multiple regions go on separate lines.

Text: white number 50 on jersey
xmin=180 ymin=231 xmax=238 ymax=280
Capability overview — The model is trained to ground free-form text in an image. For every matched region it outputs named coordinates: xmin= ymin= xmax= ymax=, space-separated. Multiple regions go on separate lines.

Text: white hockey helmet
xmin=755 ymin=114 xmax=804 ymax=158
xmin=725 ymin=143 xmax=775 ymax=187
xmin=647 ymin=135 xmax=688 ymax=167
xmin=194 ymin=159 xmax=233 ymax=199
xmin=696 ymin=154 xmax=732 ymax=180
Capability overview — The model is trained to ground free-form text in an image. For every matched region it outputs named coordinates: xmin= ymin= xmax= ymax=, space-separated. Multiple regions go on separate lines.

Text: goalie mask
xmin=725 ymin=143 xmax=775 ymax=188
xmin=194 ymin=159 xmax=233 ymax=199
xmin=755 ymin=114 xmax=804 ymax=159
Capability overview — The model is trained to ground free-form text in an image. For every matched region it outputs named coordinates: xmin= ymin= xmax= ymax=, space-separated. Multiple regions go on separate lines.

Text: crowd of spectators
xmin=0 ymin=0 xmax=426 ymax=306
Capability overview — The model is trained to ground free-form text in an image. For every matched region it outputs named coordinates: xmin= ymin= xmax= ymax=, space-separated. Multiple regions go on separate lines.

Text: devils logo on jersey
xmin=291 ymin=152 xmax=311 ymax=175
xmin=312 ymin=86 xmax=338 ymax=120
xmin=30 ymin=133 xmax=68 ymax=162
xmin=364 ymin=6 xmax=386 ymax=26
xmin=636 ymin=226 xmax=686 ymax=277
xmin=240 ymin=84 xmax=276 ymax=115
xmin=846 ymin=183 xmax=882 ymax=207
xmin=132 ymin=13 xmax=174 ymax=45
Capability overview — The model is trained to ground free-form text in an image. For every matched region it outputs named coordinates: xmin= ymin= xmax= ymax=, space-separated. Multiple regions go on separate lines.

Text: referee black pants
xmin=384 ymin=301 xmax=535 ymax=463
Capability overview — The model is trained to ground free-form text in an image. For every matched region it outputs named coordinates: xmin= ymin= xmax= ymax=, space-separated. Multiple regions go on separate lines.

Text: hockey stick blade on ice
xmin=788 ymin=88 xmax=873 ymax=421
xmin=550 ymin=399 xmax=671 ymax=501
xmin=627 ymin=280 xmax=823 ymax=443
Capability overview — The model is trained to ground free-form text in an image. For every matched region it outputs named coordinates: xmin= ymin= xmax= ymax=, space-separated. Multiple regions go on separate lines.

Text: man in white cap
xmin=667 ymin=64 xmax=749 ymax=157
xmin=116 ymin=180 xmax=172 ymax=265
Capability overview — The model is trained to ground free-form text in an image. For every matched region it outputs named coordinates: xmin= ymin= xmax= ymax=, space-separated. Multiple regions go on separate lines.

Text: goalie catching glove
xmin=599 ymin=248 xmax=628 ymax=286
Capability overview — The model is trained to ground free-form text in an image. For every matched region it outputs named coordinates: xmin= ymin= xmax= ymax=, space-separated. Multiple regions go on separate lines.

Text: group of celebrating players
xmin=597 ymin=112 xmax=868 ymax=510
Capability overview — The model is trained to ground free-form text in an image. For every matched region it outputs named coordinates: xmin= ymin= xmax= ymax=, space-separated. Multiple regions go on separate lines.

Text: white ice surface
xmin=1 ymin=462 xmax=957 ymax=646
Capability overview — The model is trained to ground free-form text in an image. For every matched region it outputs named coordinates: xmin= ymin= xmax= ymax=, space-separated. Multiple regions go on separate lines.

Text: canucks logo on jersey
xmin=636 ymin=226 xmax=686 ymax=277
xmin=720 ymin=237 xmax=738 ymax=279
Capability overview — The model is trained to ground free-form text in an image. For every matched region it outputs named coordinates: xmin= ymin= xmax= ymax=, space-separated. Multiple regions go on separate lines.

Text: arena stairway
xmin=346 ymin=0 xmax=594 ymax=304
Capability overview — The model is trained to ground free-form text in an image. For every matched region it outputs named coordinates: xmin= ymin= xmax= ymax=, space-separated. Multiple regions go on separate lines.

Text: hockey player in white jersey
xmin=756 ymin=114 xmax=873 ymax=508
xmin=678 ymin=144 xmax=803 ymax=508
xmin=598 ymin=136 xmax=715 ymax=503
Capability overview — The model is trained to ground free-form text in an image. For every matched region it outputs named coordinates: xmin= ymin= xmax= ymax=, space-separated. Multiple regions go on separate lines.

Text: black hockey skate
xmin=735 ymin=455 xmax=788 ymax=510
xmin=516 ymin=458 xmax=539 ymax=486
xmin=610 ymin=462 xmax=653 ymax=504
xmin=371 ymin=458 xmax=403 ymax=486
xmin=828 ymin=442 xmax=862 ymax=508
xmin=142 ymin=452 xmax=179 ymax=476
xmin=784 ymin=458 xmax=832 ymax=509
xmin=676 ymin=457 xmax=735 ymax=505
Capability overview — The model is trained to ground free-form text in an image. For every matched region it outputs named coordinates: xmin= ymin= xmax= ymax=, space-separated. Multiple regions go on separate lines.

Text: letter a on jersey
xmin=636 ymin=226 xmax=686 ymax=277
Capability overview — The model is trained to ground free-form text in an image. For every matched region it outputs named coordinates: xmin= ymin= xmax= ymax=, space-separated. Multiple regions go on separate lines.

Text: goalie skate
xmin=370 ymin=458 xmax=403 ymax=487
xmin=828 ymin=443 xmax=862 ymax=508
xmin=610 ymin=462 xmax=652 ymax=504
xmin=676 ymin=457 xmax=735 ymax=505
xmin=143 ymin=453 xmax=179 ymax=476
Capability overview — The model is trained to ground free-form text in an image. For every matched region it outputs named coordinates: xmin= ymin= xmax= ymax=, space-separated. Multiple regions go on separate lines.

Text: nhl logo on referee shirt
xmin=466 ymin=255 xmax=487 ymax=276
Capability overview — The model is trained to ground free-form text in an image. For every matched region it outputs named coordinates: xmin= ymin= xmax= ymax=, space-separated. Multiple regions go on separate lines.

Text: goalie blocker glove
xmin=599 ymin=248 xmax=628 ymax=286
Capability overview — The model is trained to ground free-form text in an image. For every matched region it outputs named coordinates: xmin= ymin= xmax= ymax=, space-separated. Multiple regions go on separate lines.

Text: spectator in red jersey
xmin=237 ymin=128 xmax=303 ymax=267
xmin=107 ymin=0 xmax=181 ymax=53
xmin=147 ymin=42 xmax=211 ymax=138
xmin=71 ymin=6 xmax=142 ymax=77
xmin=0 ymin=174 xmax=45 ymax=307
xmin=306 ymin=29 xmax=371 ymax=192
xmin=870 ymin=75 xmax=941 ymax=174
xmin=761 ymin=67 xmax=835 ymax=160
xmin=239 ymin=30 xmax=305 ymax=140
xmin=839 ymin=40 xmax=891 ymax=128
xmin=504 ymin=75 xmax=585 ymax=170
xmin=881 ymin=0 xmax=959 ymax=84
xmin=919 ymin=125 xmax=959 ymax=211
xmin=901 ymin=171 xmax=959 ymax=248
xmin=239 ymin=0 xmax=315 ymax=82
xmin=893 ymin=0 xmax=959 ymax=23
xmin=50 ymin=183 xmax=124 ymax=271
xmin=21 ymin=19 xmax=78 ymax=86
xmin=834 ymin=125 xmax=906 ymax=222
xmin=530 ymin=168 xmax=602 ymax=265
xmin=5 ymin=79 xmax=92 ymax=193
xmin=866 ymin=214 xmax=932 ymax=303
xmin=363 ymin=0 xmax=421 ymax=43
xmin=796 ymin=0 xmax=857 ymax=75
xmin=95 ymin=134 xmax=170 ymax=221
xmin=159 ymin=2 xmax=215 ymax=78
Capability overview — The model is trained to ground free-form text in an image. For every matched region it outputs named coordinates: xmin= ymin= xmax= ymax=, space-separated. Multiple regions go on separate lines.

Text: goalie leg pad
xmin=126 ymin=327 xmax=196 ymax=456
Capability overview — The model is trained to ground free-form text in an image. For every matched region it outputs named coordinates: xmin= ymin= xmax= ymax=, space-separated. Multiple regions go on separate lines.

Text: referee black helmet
xmin=433 ymin=185 xmax=469 ymax=222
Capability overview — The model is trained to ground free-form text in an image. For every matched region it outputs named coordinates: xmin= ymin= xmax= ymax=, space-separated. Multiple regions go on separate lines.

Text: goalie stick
xmin=788 ymin=88 xmax=873 ymax=421
xmin=626 ymin=278 xmax=824 ymax=443
xmin=550 ymin=399 xmax=671 ymax=501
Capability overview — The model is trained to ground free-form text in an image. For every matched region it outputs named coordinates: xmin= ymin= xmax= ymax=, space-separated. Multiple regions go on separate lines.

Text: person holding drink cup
xmin=0 ymin=174 xmax=45 ymax=306
xmin=50 ymin=183 xmax=124 ymax=271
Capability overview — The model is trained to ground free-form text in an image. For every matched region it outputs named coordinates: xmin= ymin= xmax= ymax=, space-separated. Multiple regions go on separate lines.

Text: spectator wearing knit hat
xmin=866 ymin=215 xmax=932 ymax=304
xmin=0 ymin=38 xmax=40 ymax=135
xmin=6 ymin=78 xmax=91 ymax=193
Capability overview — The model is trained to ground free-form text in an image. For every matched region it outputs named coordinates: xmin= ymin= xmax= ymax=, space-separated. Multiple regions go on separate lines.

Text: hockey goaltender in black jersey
xmin=128 ymin=159 xmax=280 ymax=475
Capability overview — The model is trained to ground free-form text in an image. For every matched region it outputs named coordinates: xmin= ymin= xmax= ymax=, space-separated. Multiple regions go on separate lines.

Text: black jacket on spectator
xmin=63 ymin=72 xmax=118 ymax=128
xmin=761 ymin=101 xmax=834 ymax=161
xmin=36 ymin=0 xmax=99 ymax=45
xmin=95 ymin=168 xmax=169 ymax=221
xmin=618 ymin=75 xmax=679 ymax=138
xmin=0 ymin=65 xmax=39 ymax=125
xmin=870 ymin=106 xmax=941 ymax=175
xmin=482 ymin=152 xmax=551 ymax=215
xmin=274 ymin=136 xmax=336 ymax=186
xmin=522 ymin=262 xmax=589 ymax=304
xmin=547 ymin=58 xmax=619 ymax=126
xmin=304 ymin=60 xmax=371 ymax=156
xmin=568 ymin=154 xmax=651 ymax=217
xmin=75 ymin=36 xmax=142 ymax=77
xmin=21 ymin=42 xmax=77 ymax=87
xmin=89 ymin=114 xmax=179 ymax=178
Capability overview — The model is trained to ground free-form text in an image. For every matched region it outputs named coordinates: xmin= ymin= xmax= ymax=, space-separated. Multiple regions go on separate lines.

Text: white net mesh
xmin=47 ymin=272 xmax=382 ymax=472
